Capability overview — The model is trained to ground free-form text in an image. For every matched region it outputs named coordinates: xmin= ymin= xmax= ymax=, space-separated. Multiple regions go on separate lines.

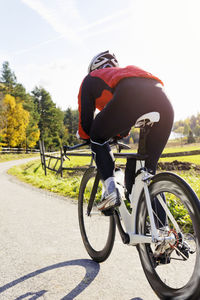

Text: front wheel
xmin=78 ymin=167 xmax=116 ymax=262
xmin=137 ymin=172 xmax=200 ymax=300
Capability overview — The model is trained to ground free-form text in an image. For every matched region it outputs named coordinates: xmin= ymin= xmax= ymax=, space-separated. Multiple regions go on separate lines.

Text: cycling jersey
xmin=78 ymin=65 xmax=163 ymax=140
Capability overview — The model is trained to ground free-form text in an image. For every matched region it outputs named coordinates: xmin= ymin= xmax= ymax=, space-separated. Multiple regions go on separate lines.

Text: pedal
xmin=156 ymin=253 xmax=171 ymax=265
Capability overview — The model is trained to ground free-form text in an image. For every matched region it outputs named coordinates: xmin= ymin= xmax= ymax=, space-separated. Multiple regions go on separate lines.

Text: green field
xmin=160 ymin=143 xmax=200 ymax=165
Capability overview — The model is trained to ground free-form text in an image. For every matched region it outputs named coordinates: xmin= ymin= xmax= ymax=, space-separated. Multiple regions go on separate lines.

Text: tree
xmin=64 ymin=108 xmax=79 ymax=134
xmin=173 ymin=126 xmax=184 ymax=136
xmin=2 ymin=94 xmax=29 ymax=147
xmin=187 ymin=130 xmax=195 ymax=144
xmin=63 ymin=108 xmax=79 ymax=145
xmin=26 ymin=124 xmax=40 ymax=148
xmin=64 ymin=108 xmax=73 ymax=133
xmin=194 ymin=124 xmax=200 ymax=137
xmin=183 ymin=123 xmax=190 ymax=136
xmin=0 ymin=97 xmax=6 ymax=147
xmin=0 ymin=61 xmax=17 ymax=87
xmin=22 ymin=93 xmax=40 ymax=149
xmin=32 ymin=87 xmax=64 ymax=149
xmin=0 ymin=62 xmax=30 ymax=102
xmin=190 ymin=115 xmax=197 ymax=130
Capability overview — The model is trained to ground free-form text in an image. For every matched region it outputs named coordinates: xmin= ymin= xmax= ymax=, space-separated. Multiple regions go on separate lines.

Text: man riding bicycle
xmin=78 ymin=50 xmax=174 ymax=212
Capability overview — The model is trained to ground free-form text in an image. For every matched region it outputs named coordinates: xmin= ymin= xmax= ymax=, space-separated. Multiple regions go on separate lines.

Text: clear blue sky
xmin=0 ymin=0 xmax=200 ymax=121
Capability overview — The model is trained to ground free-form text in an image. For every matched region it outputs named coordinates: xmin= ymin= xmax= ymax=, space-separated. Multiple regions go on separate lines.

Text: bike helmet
xmin=88 ymin=50 xmax=119 ymax=73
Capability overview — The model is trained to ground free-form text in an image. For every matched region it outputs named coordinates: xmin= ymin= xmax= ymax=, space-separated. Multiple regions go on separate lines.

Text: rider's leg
xmin=90 ymin=140 xmax=121 ymax=210
xmin=90 ymin=77 xmax=174 ymax=212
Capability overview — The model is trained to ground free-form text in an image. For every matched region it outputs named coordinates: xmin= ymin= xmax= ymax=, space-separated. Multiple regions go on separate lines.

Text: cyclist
xmin=78 ymin=50 xmax=174 ymax=212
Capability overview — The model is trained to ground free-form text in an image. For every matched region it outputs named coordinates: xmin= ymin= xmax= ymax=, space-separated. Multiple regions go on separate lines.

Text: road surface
xmin=0 ymin=158 xmax=159 ymax=299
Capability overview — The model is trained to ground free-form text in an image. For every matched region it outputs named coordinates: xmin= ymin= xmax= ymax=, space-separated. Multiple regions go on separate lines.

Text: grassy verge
xmin=8 ymin=156 xmax=200 ymax=201
xmin=8 ymin=160 xmax=82 ymax=199
xmin=0 ymin=153 xmax=39 ymax=162
xmin=4 ymin=142 xmax=200 ymax=200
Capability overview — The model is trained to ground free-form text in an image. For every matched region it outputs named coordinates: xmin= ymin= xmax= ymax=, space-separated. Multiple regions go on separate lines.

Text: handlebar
xmin=63 ymin=140 xmax=90 ymax=153
xmin=63 ymin=139 xmax=130 ymax=156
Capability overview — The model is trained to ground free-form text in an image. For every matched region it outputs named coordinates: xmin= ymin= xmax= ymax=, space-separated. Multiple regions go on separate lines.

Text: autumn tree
xmin=0 ymin=62 xmax=40 ymax=148
xmin=0 ymin=95 xmax=6 ymax=147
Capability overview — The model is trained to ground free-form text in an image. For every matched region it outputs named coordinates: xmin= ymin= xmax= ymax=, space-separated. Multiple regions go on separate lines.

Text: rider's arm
xmin=78 ymin=74 xmax=113 ymax=140
xmin=78 ymin=75 xmax=96 ymax=140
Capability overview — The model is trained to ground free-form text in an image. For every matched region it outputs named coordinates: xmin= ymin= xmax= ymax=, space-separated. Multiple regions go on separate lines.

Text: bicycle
xmin=64 ymin=112 xmax=200 ymax=300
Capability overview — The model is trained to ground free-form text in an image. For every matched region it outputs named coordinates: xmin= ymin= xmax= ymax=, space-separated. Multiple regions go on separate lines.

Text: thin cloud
xmin=21 ymin=0 xmax=82 ymax=41
xmin=79 ymin=8 xmax=131 ymax=32
xmin=11 ymin=2 xmax=132 ymax=58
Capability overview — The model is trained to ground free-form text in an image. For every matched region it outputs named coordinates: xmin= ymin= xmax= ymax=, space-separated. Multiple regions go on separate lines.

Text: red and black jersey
xmin=78 ymin=65 xmax=163 ymax=140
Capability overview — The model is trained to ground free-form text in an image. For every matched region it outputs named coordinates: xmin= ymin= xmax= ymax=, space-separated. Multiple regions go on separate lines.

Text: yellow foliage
xmin=2 ymin=94 xmax=30 ymax=147
xmin=27 ymin=125 xmax=40 ymax=148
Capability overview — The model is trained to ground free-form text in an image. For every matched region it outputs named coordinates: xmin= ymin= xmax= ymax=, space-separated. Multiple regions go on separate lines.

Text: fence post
xmin=60 ymin=147 xmax=63 ymax=178
xmin=39 ymin=140 xmax=47 ymax=176
xmin=42 ymin=140 xmax=47 ymax=176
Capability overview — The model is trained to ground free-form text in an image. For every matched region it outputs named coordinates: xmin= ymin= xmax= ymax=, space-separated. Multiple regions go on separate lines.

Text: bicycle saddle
xmin=135 ymin=112 xmax=160 ymax=128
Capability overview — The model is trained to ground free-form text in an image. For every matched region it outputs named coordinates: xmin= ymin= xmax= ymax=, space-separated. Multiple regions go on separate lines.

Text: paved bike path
xmin=0 ymin=158 xmax=158 ymax=299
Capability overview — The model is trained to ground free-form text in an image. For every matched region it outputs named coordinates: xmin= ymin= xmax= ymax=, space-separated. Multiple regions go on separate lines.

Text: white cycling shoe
xmin=97 ymin=188 xmax=121 ymax=211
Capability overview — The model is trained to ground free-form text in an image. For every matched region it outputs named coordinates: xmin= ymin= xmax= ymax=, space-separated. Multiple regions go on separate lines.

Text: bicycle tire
xmin=136 ymin=172 xmax=200 ymax=300
xmin=78 ymin=167 xmax=116 ymax=262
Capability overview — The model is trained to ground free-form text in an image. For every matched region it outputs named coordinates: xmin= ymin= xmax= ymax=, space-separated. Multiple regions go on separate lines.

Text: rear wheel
xmin=78 ymin=167 xmax=116 ymax=262
xmin=137 ymin=172 xmax=200 ymax=299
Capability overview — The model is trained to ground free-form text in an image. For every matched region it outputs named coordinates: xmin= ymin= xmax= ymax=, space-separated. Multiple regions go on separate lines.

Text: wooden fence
xmin=0 ymin=147 xmax=40 ymax=154
xmin=39 ymin=140 xmax=200 ymax=177
xmin=39 ymin=140 xmax=93 ymax=177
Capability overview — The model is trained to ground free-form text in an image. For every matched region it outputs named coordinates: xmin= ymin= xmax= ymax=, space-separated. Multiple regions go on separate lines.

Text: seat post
xmin=137 ymin=127 xmax=150 ymax=155
xmin=135 ymin=111 xmax=160 ymax=156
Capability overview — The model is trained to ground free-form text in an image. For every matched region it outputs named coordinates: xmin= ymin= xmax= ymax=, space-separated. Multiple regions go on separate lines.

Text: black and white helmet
xmin=88 ymin=50 xmax=119 ymax=73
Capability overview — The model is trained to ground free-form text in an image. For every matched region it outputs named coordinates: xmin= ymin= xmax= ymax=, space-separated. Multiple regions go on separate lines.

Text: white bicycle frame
xmin=88 ymin=112 xmax=180 ymax=246
xmin=116 ymin=112 xmax=179 ymax=246
xmin=117 ymin=160 xmax=180 ymax=246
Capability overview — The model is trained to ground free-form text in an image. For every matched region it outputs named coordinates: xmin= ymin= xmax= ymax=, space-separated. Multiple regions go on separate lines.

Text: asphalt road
xmin=0 ymin=158 xmax=159 ymax=300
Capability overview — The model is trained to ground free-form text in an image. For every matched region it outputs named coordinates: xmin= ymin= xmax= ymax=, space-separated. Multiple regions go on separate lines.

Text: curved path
xmin=0 ymin=158 xmax=158 ymax=299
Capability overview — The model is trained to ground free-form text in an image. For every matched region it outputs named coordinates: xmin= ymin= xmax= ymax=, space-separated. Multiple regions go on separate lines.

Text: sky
xmin=0 ymin=0 xmax=200 ymax=121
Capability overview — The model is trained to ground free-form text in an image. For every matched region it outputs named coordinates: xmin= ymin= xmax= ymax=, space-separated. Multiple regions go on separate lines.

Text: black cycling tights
xmin=90 ymin=77 xmax=174 ymax=194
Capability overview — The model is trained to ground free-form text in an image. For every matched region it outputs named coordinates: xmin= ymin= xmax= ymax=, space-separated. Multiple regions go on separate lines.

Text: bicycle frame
xmin=63 ymin=110 xmax=178 ymax=247
xmin=118 ymin=160 xmax=176 ymax=246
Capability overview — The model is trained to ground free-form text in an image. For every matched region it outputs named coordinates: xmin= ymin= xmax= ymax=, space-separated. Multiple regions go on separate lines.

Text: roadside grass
xmin=8 ymin=159 xmax=82 ymax=199
xmin=0 ymin=153 xmax=39 ymax=162
xmin=8 ymin=154 xmax=200 ymax=201
xmin=5 ymin=142 xmax=200 ymax=201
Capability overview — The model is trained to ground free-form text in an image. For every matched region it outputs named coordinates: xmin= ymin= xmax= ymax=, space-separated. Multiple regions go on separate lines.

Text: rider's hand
xmin=76 ymin=131 xmax=90 ymax=144
xmin=76 ymin=130 xmax=81 ymax=139
xmin=114 ymin=128 xmax=131 ymax=140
